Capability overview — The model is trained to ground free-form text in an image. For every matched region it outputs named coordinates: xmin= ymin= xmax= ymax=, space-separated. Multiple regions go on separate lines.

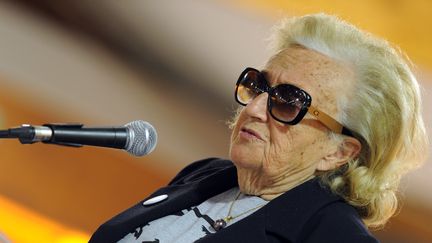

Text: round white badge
xmin=142 ymin=194 xmax=168 ymax=206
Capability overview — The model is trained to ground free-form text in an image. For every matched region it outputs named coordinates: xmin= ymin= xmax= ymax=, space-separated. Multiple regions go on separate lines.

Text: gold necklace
xmin=212 ymin=191 xmax=265 ymax=231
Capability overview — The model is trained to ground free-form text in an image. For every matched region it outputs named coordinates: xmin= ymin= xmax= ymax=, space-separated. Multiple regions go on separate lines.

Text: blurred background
xmin=0 ymin=0 xmax=430 ymax=242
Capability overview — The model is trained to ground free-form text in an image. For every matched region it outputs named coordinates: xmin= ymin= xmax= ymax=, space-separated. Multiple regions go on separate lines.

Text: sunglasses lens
xmin=236 ymin=70 xmax=266 ymax=105
xmin=270 ymin=85 xmax=306 ymax=123
xmin=235 ymin=68 xmax=309 ymax=124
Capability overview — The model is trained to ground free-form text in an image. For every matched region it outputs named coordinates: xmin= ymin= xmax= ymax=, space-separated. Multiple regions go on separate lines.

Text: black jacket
xmin=90 ymin=158 xmax=378 ymax=243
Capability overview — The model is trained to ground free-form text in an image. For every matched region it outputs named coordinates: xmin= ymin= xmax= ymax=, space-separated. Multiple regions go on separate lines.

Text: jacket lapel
xmin=261 ymin=178 xmax=342 ymax=241
xmin=90 ymin=162 xmax=237 ymax=243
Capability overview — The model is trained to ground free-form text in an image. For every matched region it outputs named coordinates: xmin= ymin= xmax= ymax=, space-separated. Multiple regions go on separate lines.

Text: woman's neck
xmin=236 ymin=166 xmax=315 ymax=201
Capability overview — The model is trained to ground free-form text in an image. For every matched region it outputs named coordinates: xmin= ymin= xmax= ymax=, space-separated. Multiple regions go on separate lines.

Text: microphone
xmin=0 ymin=120 xmax=157 ymax=156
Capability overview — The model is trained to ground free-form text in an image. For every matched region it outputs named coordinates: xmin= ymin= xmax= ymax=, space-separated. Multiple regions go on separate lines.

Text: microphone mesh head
xmin=124 ymin=120 xmax=157 ymax=156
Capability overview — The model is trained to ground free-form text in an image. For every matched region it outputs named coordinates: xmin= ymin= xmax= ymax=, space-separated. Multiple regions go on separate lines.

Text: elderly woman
xmin=90 ymin=14 xmax=428 ymax=243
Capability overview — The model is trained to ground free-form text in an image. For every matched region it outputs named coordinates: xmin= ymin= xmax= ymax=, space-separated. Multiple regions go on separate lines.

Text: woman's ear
xmin=316 ymin=137 xmax=362 ymax=171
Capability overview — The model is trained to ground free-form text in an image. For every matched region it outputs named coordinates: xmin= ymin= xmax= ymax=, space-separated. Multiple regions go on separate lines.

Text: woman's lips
xmin=240 ymin=127 xmax=264 ymax=141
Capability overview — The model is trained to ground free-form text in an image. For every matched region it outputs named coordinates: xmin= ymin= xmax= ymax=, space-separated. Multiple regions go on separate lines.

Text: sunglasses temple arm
xmin=307 ymin=105 xmax=345 ymax=134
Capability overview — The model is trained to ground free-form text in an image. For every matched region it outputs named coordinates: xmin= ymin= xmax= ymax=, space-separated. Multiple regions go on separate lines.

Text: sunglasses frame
xmin=235 ymin=67 xmax=353 ymax=137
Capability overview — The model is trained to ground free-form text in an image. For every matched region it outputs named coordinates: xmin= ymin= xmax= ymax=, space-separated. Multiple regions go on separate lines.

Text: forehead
xmin=262 ymin=46 xmax=354 ymax=109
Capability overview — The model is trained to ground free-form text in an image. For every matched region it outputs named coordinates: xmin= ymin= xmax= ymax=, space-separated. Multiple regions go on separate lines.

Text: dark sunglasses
xmin=235 ymin=67 xmax=353 ymax=136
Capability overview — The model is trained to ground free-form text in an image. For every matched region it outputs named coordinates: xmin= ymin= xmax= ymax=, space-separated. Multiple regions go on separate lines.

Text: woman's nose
xmin=244 ymin=92 xmax=268 ymax=122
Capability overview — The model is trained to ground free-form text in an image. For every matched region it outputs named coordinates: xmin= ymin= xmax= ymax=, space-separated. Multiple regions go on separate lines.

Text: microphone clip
xmin=42 ymin=123 xmax=84 ymax=147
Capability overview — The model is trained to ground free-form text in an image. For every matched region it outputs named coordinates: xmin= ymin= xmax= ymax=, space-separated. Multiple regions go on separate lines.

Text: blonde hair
xmin=269 ymin=13 xmax=429 ymax=228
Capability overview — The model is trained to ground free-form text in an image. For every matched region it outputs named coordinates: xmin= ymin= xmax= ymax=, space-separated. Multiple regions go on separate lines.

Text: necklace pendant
xmin=212 ymin=219 xmax=227 ymax=231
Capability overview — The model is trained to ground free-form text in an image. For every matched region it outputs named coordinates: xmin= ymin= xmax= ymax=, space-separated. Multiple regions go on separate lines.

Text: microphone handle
xmin=43 ymin=124 xmax=128 ymax=149
xmin=0 ymin=130 xmax=11 ymax=138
